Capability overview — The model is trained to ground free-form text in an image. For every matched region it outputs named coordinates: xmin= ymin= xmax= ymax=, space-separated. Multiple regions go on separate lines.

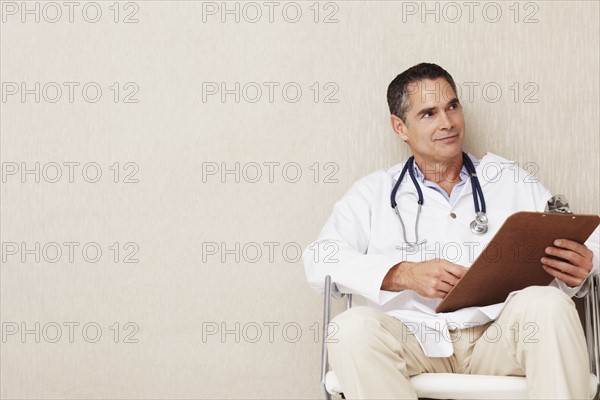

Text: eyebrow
xmin=415 ymin=97 xmax=460 ymax=118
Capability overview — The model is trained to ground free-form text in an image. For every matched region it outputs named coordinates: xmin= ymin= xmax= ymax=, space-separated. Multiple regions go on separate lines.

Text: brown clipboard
xmin=435 ymin=211 xmax=600 ymax=313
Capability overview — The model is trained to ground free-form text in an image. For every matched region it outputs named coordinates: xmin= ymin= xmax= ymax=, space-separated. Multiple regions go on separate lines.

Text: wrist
xmin=382 ymin=261 xmax=411 ymax=291
xmin=395 ymin=261 xmax=412 ymax=290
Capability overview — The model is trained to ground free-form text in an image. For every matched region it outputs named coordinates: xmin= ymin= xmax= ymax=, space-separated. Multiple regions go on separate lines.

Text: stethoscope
xmin=390 ymin=152 xmax=488 ymax=248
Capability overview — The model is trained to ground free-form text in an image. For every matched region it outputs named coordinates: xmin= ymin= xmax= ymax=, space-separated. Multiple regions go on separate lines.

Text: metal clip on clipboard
xmin=546 ymin=194 xmax=573 ymax=214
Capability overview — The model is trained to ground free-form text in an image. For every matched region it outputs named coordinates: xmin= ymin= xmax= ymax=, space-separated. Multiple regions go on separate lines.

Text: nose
xmin=438 ymin=110 xmax=453 ymax=130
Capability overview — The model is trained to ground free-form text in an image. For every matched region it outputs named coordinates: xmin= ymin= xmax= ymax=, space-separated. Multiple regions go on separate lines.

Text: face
xmin=391 ymin=78 xmax=465 ymax=167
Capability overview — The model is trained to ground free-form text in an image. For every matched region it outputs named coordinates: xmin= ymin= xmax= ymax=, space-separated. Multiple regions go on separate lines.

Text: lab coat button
xmin=450 ymin=213 xmax=457 ymax=219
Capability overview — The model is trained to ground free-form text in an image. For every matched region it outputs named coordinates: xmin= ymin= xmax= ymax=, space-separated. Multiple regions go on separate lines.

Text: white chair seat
xmin=325 ymin=370 xmax=598 ymax=400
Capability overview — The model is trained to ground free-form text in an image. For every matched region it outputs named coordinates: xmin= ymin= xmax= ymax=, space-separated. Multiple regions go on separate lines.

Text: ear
xmin=390 ymin=115 xmax=408 ymax=142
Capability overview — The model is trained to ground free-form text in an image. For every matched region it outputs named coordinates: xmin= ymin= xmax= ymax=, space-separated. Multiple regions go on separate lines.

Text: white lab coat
xmin=303 ymin=152 xmax=600 ymax=357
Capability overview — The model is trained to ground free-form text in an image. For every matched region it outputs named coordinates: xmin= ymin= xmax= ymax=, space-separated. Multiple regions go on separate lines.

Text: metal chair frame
xmin=320 ymin=274 xmax=600 ymax=400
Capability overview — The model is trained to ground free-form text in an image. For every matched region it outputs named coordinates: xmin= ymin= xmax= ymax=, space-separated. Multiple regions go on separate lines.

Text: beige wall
xmin=1 ymin=1 xmax=598 ymax=398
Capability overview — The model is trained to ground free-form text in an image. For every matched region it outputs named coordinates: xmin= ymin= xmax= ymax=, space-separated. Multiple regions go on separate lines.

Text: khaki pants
xmin=327 ymin=286 xmax=591 ymax=399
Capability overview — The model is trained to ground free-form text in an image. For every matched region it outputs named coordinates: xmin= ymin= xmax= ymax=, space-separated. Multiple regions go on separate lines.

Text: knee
xmin=511 ymin=286 xmax=574 ymax=313
xmin=328 ymin=306 xmax=390 ymax=351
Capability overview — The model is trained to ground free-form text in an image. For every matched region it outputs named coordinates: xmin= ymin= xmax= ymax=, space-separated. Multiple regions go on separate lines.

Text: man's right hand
xmin=381 ymin=259 xmax=468 ymax=299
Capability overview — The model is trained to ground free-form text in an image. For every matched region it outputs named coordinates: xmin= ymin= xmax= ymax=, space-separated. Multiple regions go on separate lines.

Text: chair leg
xmin=321 ymin=276 xmax=354 ymax=400
xmin=321 ymin=275 xmax=332 ymax=400
xmin=585 ymin=274 xmax=600 ymax=400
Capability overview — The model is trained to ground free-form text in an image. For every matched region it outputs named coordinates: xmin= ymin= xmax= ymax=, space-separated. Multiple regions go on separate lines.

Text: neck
xmin=414 ymin=154 xmax=463 ymax=185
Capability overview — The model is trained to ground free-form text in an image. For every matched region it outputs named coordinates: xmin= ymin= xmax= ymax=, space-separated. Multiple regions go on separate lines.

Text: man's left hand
xmin=541 ymin=239 xmax=594 ymax=288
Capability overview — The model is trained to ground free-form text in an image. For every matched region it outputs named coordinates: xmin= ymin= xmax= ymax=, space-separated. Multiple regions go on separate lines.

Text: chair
xmin=320 ymin=274 xmax=600 ymax=400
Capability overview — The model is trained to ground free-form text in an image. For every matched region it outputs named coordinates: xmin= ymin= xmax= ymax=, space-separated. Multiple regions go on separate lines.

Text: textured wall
xmin=1 ymin=1 xmax=598 ymax=398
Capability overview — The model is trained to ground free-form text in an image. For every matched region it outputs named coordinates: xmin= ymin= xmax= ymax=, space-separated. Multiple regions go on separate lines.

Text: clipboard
xmin=435 ymin=211 xmax=600 ymax=313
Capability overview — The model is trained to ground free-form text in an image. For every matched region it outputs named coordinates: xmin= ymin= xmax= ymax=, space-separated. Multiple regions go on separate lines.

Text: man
xmin=302 ymin=63 xmax=599 ymax=399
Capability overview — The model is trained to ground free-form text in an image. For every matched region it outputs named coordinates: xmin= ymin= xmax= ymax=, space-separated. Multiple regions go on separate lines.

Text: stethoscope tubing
xmin=390 ymin=152 xmax=488 ymax=244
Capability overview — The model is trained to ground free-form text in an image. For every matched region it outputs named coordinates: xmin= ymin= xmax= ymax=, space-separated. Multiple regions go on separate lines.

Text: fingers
xmin=542 ymin=264 xmax=588 ymax=287
xmin=541 ymin=241 xmax=592 ymax=287
xmin=552 ymin=239 xmax=592 ymax=257
xmin=424 ymin=290 xmax=448 ymax=299
xmin=419 ymin=289 xmax=448 ymax=299
xmin=544 ymin=246 xmax=588 ymax=269
xmin=541 ymin=257 xmax=587 ymax=278
xmin=440 ymin=271 xmax=461 ymax=287
xmin=437 ymin=281 xmax=455 ymax=294
xmin=412 ymin=259 xmax=466 ymax=299
xmin=431 ymin=271 xmax=459 ymax=297
xmin=446 ymin=265 xmax=468 ymax=278
xmin=439 ymin=260 xmax=468 ymax=278
xmin=544 ymin=240 xmax=593 ymax=277
xmin=550 ymin=240 xmax=593 ymax=266
xmin=416 ymin=283 xmax=448 ymax=299
xmin=418 ymin=274 xmax=454 ymax=298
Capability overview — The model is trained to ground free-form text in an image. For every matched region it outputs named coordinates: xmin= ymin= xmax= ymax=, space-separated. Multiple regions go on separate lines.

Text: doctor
xmin=303 ymin=63 xmax=599 ymax=399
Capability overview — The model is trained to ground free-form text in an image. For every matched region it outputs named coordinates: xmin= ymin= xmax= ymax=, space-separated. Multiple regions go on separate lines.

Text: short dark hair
xmin=387 ymin=63 xmax=457 ymax=122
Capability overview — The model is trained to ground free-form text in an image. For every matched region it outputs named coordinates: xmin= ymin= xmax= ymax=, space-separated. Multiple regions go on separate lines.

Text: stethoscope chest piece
xmin=470 ymin=212 xmax=488 ymax=235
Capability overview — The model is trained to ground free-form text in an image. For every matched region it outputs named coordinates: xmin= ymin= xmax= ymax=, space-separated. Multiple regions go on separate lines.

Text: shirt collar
xmin=411 ymin=154 xmax=477 ymax=184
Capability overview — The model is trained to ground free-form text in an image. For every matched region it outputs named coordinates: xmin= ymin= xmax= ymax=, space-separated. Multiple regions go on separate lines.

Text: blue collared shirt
xmin=412 ymin=154 xmax=480 ymax=205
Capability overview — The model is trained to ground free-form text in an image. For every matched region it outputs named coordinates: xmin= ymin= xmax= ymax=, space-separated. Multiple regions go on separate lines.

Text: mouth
xmin=435 ymin=134 xmax=459 ymax=141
